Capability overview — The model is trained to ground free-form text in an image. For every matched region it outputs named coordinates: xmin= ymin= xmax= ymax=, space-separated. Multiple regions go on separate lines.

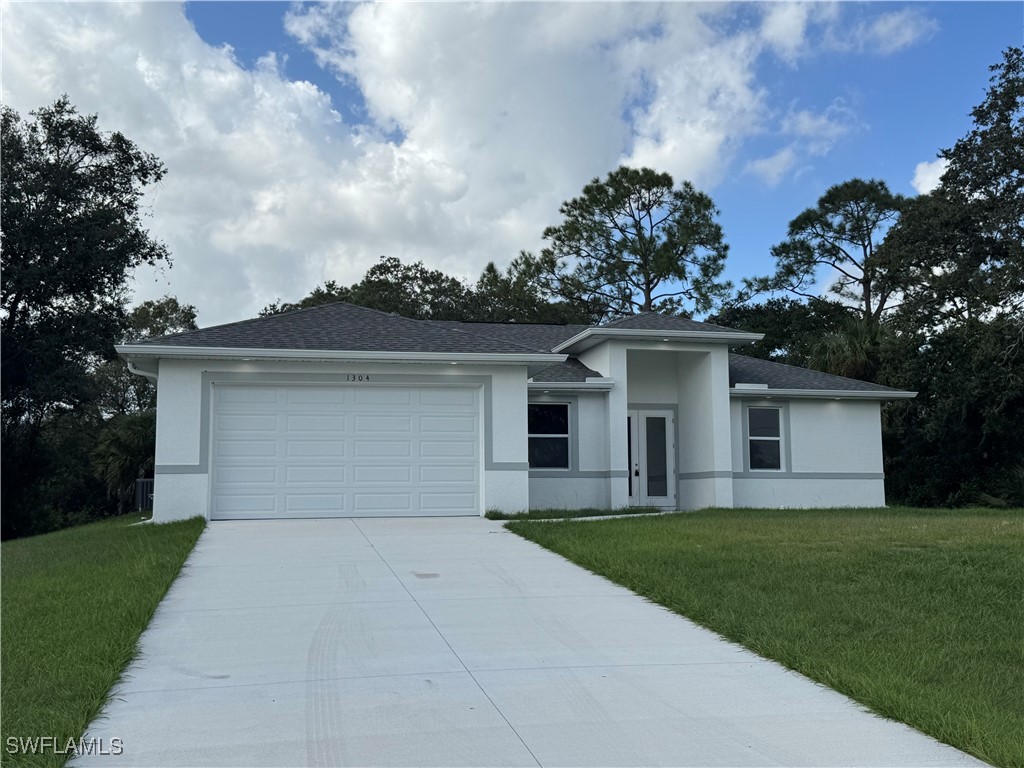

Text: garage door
xmin=210 ymin=384 xmax=480 ymax=519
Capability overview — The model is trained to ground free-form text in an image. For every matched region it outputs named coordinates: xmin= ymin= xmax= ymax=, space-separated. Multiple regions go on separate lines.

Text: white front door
xmin=627 ymin=410 xmax=676 ymax=509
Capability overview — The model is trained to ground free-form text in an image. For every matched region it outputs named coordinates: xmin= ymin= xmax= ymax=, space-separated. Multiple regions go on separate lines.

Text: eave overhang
xmin=116 ymin=344 xmax=567 ymax=367
xmin=527 ymin=378 xmax=616 ymax=392
xmin=729 ymin=387 xmax=917 ymax=401
xmin=552 ymin=327 xmax=764 ymax=354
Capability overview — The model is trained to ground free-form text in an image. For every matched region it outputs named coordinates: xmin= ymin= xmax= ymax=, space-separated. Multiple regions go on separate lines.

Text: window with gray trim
xmin=748 ymin=407 xmax=783 ymax=470
xmin=528 ymin=403 xmax=569 ymax=469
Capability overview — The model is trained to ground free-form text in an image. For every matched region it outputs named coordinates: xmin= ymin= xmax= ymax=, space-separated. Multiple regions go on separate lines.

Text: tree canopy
xmin=536 ymin=166 xmax=732 ymax=317
xmin=1 ymin=97 xmax=171 ymax=539
xmin=1 ymin=96 xmax=170 ymax=425
xmin=757 ymin=178 xmax=905 ymax=321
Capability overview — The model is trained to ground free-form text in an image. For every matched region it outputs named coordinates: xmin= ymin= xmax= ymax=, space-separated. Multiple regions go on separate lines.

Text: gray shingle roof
xmin=133 ymin=302 xmax=900 ymax=394
xmin=432 ymin=320 xmax=586 ymax=352
xmin=603 ymin=312 xmax=743 ymax=334
xmin=530 ymin=359 xmax=603 ymax=383
xmin=729 ymin=354 xmax=903 ymax=393
xmin=138 ymin=302 xmax=550 ymax=355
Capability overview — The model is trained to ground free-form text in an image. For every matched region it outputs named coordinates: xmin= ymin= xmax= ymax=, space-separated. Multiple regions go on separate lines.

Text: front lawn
xmin=507 ymin=507 xmax=1024 ymax=767
xmin=1 ymin=514 xmax=205 ymax=766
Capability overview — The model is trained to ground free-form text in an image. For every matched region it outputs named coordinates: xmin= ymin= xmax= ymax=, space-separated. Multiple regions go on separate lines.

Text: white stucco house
xmin=117 ymin=303 xmax=915 ymax=522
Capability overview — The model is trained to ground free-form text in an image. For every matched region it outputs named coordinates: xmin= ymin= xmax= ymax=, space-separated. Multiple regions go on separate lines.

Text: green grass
xmin=1 ymin=513 xmax=205 ymax=766
xmin=507 ymin=507 xmax=1024 ymax=767
xmin=485 ymin=506 xmax=662 ymax=520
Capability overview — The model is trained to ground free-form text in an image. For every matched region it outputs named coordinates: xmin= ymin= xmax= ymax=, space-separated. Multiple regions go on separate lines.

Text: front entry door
xmin=627 ymin=410 xmax=676 ymax=508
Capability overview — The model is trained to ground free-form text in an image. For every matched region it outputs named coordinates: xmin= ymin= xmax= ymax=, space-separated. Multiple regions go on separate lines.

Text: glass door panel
xmin=645 ymin=416 xmax=668 ymax=497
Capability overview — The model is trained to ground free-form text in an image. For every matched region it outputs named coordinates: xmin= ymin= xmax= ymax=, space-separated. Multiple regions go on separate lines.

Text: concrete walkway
xmin=77 ymin=518 xmax=983 ymax=767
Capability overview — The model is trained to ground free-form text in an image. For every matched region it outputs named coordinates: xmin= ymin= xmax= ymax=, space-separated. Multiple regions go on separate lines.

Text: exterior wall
xmin=150 ymin=358 xmax=531 ymax=522
xmin=579 ymin=341 xmax=735 ymax=510
xmin=578 ymin=342 xmax=630 ymax=507
xmin=528 ymin=391 xmax=611 ymax=510
xmin=730 ymin=398 xmax=886 ymax=508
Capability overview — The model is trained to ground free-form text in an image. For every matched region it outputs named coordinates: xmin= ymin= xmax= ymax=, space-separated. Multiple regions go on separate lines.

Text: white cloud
xmin=0 ymin=2 xmax=911 ymax=326
xmin=781 ymin=98 xmax=862 ymax=156
xmin=912 ymin=157 xmax=949 ymax=194
xmin=827 ymin=8 xmax=939 ymax=56
xmin=745 ymin=146 xmax=799 ymax=187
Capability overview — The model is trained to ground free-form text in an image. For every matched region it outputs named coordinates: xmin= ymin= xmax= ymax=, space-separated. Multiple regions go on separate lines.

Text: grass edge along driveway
xmin=508 ymin=507 xmax=1024 ymax=768
xmin=1 ymin=514 xmax=205 ymax=767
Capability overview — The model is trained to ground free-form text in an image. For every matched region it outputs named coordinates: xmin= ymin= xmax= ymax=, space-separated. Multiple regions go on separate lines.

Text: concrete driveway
xmin=78 ymin=518 xmax=982 ymax=767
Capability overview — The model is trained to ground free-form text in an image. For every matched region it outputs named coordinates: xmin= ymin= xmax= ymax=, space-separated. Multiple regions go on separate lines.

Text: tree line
xmin=2 ymin=48 xmax=1020 ymax=539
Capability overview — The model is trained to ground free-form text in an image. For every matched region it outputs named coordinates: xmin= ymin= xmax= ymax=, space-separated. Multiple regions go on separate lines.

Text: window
xmin=748 ymin=407 xmax=782 ymax=470
xmin=528 ymin=403 xmax=569 ymax=469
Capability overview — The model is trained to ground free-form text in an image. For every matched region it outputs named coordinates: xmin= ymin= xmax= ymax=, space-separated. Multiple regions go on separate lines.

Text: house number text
xmin=344 ymin=374 xmax=371 ymax=382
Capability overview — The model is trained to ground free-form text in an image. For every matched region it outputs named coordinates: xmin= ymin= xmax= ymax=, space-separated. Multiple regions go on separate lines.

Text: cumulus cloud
xmin=826 ymin=8 xmax=939 ymax=55
xmin=1 ymin=2 xmax=919 ymax=326
xmin=912 ymin=157 xmax=949 ymax=194
xmin=745 ymin=146 xmax=799 ymax=187
xmin=781 ymin=98 xmax=863 ymax=156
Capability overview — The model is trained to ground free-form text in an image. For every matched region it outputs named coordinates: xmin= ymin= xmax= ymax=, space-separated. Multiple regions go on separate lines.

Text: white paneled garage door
xmin=210 ymin=384 xmax=481 ymax=519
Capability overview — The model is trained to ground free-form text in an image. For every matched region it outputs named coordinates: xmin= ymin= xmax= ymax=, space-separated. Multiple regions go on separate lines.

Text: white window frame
xmin=527 ymin=402 xmax=571 ymax=470
xmin=746 ymin=404 xmax=785 ymax=472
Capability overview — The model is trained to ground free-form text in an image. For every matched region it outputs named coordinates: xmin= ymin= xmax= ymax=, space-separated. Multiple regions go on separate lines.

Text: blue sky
xmin=3 ymin=2 xmax=1021 ymax=324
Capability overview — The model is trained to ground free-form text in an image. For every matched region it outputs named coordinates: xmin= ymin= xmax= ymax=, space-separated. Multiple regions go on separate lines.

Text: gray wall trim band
xmin=155 ymin=465 xmax=206 ymax=475
xmin=678 ymin=471 xmax=734 ymax=480
xmin=529 ymin=469 xmax=628 ymax=479
xmin=734 ymin=471 xmax=884 ymax=480
xmin=168 ymin=371 xmax=512 ymax=474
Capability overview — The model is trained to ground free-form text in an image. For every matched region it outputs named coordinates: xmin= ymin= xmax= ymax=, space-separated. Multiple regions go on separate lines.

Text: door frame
xmin=627 ymin=408 xmax=677 ymax=509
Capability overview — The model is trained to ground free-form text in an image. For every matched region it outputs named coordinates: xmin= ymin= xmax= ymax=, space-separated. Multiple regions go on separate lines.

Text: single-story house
xmin=117 ymin=302 xmax=915 ymax=522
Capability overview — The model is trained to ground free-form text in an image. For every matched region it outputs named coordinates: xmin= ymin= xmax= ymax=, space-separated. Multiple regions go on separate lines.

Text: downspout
xmin=126 ymin=359 xmax=158 ymax=383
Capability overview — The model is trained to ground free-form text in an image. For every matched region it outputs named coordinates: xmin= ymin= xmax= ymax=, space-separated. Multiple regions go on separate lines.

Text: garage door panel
xmin=286 ymin=440 xmax=347 ymax=458
xmin=216 ymin=440 xmax=278 ymax=458
xmin=217 ymin=414 xmax=278 ymax=432
xmin=219 ymin=388 xmax=278 ymax=404
xmin=285 ymin=466 xmax=345 ymax=484
xmin=211 ymin=384 xmax=480 ymax=519
xmin=355 ymin=389 xmax=412 ymax=406
xmin=216 ymin=466 xmax=278 ymax=484
xmin=285 ymin=494 xmax=345 ymax=512
xmin=420 ymin=440 xmax=476 ymax=458
xmin=214 ymin=494 xmax=277 ymax=513
xmin=357 ymin=415 xmax=413 ymax=432
xmin=421 ymin=493 xmax=476 ymax=511
xmin=354 ymin=493 xmax=414 ymax=513
xmin=287 ymin=414 xmax=346 ymax=431
xmin=354 ymin=465 xmax=411 ymax=484
xmin=286 ymin=388 xmax=349 ymax=405
xmin=420 ymin=415 xmax=476 ymax=433
xmin=356 ymin=441 xmax=413 ymax=458
xmin=419 ymin=465 xmax=476 ymax=483
xmin=420 ymin=389 xmax=476 ymax=406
